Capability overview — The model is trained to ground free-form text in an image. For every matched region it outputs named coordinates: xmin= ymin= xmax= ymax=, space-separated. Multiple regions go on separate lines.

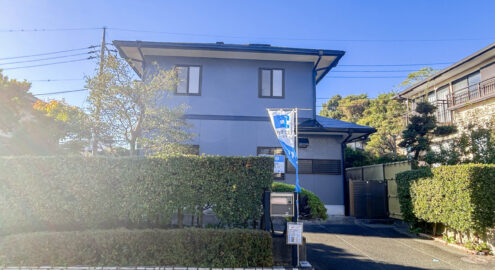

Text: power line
xmin=326 ymin=76 xmax=407 ymax=78
xmin=0 ymin=46 xmax=99 ymax=61
xmin=33 ymin=89 xmax=89 ymax=96
xmin=0 ymin=52 xmax=96 ymax=65
xmin=339 ymin=62 xmax=454 ymax=67
xmin=0 ymin=27 xmax=102 ymax=33
xmin=1 ymin=57 xmax=95 ymax=70
xmin=108 ymin=27 xmax=495 ymax=42
xmin=332 ymin=69 xmax=420 ymax=73
xmin=30 ymin=78 xmax=84 ymax=82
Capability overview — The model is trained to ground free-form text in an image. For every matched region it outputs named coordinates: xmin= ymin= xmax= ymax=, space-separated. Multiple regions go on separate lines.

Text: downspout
xmin=341 ymin=130 xmax=353 ymax=216
xmin=312 ymin=52 xmax=322 ymax=119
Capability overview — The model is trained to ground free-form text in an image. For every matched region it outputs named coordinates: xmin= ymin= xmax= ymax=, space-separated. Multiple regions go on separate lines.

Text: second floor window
xmin=175 ymin=65 xmax=201 ymax=95
xmin=259 ymin=68 xmax=284 ymax=98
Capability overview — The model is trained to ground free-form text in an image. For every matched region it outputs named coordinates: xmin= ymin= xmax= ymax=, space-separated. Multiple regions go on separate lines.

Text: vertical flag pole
xmin=293 ymin=108 xmax=299 ymax=267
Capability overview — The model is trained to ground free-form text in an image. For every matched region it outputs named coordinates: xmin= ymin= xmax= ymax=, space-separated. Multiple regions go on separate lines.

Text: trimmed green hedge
xmin=0 ymin=228 xmax=273 ymax=267
xmin=0 ymin=156 xmax=273 ymax=235
xmin=271 ymin=182 xmax=328 ymax=220
xmin=395 ymin=168 xmax=432 ymax=223
xmin=410 ymin=164 xmax=495 ymax=234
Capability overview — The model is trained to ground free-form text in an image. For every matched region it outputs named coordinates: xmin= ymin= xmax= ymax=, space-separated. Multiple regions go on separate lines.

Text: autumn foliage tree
xmin=86 ymin=55 xmax=191 ymax=156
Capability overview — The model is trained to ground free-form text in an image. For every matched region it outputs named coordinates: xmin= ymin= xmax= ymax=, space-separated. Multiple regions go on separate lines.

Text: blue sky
xmin=1 ymin=0 xmax=494 ymax=112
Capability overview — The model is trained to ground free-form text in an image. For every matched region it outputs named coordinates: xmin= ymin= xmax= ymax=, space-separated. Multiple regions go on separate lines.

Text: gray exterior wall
xmin=283 ymin=135 xmax=344 ymax=206
xmin=142 ymin=55 xmax=345 ymax=209
xmin=144 ymin=56 xmax=314 ymax=119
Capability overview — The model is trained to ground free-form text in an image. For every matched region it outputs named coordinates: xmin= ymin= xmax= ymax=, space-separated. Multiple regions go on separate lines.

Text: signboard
xmin=274 ymin=155 xmax=285 ymax=174
xmin=270 ymin=192 xmax=294 ymax=217
xmin=287 ymin=222 xmax=303 ymax=245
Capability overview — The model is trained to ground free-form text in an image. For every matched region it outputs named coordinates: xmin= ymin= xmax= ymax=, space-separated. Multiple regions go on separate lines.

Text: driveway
xmin=304 ymin=218 xmax=495 ymax=270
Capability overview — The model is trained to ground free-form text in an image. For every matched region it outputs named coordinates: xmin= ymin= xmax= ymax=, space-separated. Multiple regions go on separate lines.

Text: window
xmin=427 ymin=91 xmax=436 ymax=103
xmin=175 ymin=65 xmax=201 ymax=95
xmin=259 ymin=68 xmax=284 ymax=98
xmin=286 ymin=159 xmax=341 ymax=175
xmin=257 ymin=147 xmax=285 ymax=180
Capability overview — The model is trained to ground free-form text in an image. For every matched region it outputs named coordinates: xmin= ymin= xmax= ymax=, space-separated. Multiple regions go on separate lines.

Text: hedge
xmin=0 ymin=228 xmax=273 ymax=267
xmin=395 ymin=168 xmax=433 ymax=223
xmin=271 ymin=182 xmax=328 ymax=220
xmin=0 ymin=156 xmax=273 ymax=235
xmin=410 ymin=164 xmax=495 ymax=234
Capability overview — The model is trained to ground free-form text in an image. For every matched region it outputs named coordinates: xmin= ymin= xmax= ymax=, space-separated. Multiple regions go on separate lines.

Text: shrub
xmin=0 ymin=155 xmax=273 ymax=235
xmin=271 ymin=182 xmax=328 ymax=220
xmin=0 ymin=228 xmax=273 ymax=267
xmin=410 ymin=164 xmax=495 ymax=234
xmin=395 ymin=168 xmax=432 ymax=223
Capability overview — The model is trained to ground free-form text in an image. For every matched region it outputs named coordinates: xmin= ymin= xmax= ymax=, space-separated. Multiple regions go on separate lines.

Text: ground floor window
xmin=287 ymin=158 xmax=341 ymax=175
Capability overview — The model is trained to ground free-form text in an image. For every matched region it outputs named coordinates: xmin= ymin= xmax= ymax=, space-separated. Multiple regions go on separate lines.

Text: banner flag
xmin=267 ymin=109 xmax=301 ymax=193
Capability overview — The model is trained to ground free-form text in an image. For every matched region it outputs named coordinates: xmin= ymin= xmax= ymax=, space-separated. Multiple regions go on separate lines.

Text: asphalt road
xmin=304 ymin=220 xmax=495 ymax=270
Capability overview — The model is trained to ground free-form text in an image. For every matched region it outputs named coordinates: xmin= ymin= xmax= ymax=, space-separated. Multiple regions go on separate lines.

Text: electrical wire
xmin=0 ymin=52 xmax=96 ymax=65
xmin=30 ymin=78 xmax=84 ymax=82
xmin=332 ymin=69 xmax=422 ymax=73
xmin=1 ymin=57 xmax=95 ymax=70
xmin=0 ymin=46 xmax=99 ymax=61
xmin=0 ymin=27 xmax=102 ymax=33
xmin=33 ymin=89 xmax=89 ymax=96
xmin=107 ymin=27 xmax=495 ymax=42
xmin=326 ymin=76 xmax=407 ymax=78
xmin=339 ymin=62 xmax=454 ymax=67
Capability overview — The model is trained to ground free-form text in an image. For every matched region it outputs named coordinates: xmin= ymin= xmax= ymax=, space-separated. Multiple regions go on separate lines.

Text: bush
xmin=410 ymin=164 xmax=495 ymax=234
xmin=0 ymin=228 xmax=273 ymax=267
xmin=395 ymin=168 xmax=432 ymax=223
xmin=0 ymin=156 xmax=273 ymax=235
xmin=271 ymin=182 xmax=328 ymax=220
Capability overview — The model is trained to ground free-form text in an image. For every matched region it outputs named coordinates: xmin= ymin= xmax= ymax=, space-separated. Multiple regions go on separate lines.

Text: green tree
xmin=398 ymin=67 xmax=437 ymax=88
xmin=319 ymin=94 xmax=369 ymax=123
xmin=86 ymin=55 xmax=191 ymax=156
xmin=0 ymin=72 xmax=33 ymax=133
xmin=399 ymin=101 xmax=456 ymax=162
xmin=33 ymin=100 xmax=91 ymax=153
xmin=358 ymin=93 xmax=405 ymax=159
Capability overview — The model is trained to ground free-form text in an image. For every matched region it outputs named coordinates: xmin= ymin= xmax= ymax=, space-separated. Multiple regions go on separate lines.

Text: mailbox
xmin=270 ymin=192 xmax=294 ymax=217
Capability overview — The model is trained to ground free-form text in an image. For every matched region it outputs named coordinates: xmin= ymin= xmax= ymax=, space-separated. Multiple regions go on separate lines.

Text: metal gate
xmin=349 ymin=180 xmax=388 ymax=218
xmin=346 ymin=161 xmax=412 ymax=219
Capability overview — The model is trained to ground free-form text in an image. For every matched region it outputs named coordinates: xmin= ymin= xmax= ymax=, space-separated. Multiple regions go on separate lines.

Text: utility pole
xmin=92 ymin=26 xmax=106 ymax=155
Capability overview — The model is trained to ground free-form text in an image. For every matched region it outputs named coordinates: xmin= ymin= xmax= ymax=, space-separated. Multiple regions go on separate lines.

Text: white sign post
xmin=287 ymin=222 xmax=304 ymax=245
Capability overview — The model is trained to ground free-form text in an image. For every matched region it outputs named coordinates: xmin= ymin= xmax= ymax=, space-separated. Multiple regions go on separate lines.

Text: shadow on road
xmin=308 ymin=243 xmax=430 ymax=270
xmin=304 ymin=223 xmax=419 ymax=240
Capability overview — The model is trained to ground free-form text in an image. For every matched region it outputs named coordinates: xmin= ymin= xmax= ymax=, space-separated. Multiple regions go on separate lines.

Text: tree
xmin=33 ymin=100 xmax=91 ymax=153
xmin=398 ymin=67 xmax=437 ymax=88
xmin=358 ymin=93 xmax=405 ymax=159
xmin=86 ymin=55 xmax=191 ymax=156
xmin=0 ymin=72 xmax=33 ymax=133
xmin=399 ymin=101 xmax=456 ymax=162
xmin=319 ymin=94 xmax=369 ymax=123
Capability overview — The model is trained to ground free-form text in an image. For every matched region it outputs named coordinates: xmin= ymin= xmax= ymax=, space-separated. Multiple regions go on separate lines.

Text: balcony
xmin=449 ymin=77 xmax=495 ymax=109
xmin=404 ymin=99 xmax=452 ymax=124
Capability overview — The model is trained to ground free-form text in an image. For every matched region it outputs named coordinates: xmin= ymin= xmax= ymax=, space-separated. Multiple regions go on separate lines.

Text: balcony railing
xmin=405 ymin=99 xmax=452 ymax=124
xmin=449 ymin=77 xmax=495 ymax=108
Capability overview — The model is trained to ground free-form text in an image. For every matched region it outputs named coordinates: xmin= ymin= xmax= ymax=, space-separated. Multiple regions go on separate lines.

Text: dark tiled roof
xmin=299 ymin=116 xmax=376 ymax=133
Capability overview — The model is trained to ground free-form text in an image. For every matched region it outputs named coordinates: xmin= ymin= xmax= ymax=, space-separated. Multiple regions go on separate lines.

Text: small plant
xmin=475 ymin=242 xmax=491 ymax=253
xmin=409 ymin=226 xmax=422 ymax=235
xmin=442 ymin=234 xmax=455 ymax=244
xmin=464 ymin=240 xmax=474 ymax=250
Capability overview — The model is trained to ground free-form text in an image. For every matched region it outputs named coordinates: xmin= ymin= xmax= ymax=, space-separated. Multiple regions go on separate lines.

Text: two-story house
xmin=398 ymin=42 xmax=495 ymax=148
xmin=113 ymin=40 xmax=375 ymax=216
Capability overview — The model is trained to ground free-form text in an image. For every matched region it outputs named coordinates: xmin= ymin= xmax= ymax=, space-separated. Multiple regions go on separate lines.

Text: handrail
xmin=449 ymin=77 xmax=495 ymax=107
